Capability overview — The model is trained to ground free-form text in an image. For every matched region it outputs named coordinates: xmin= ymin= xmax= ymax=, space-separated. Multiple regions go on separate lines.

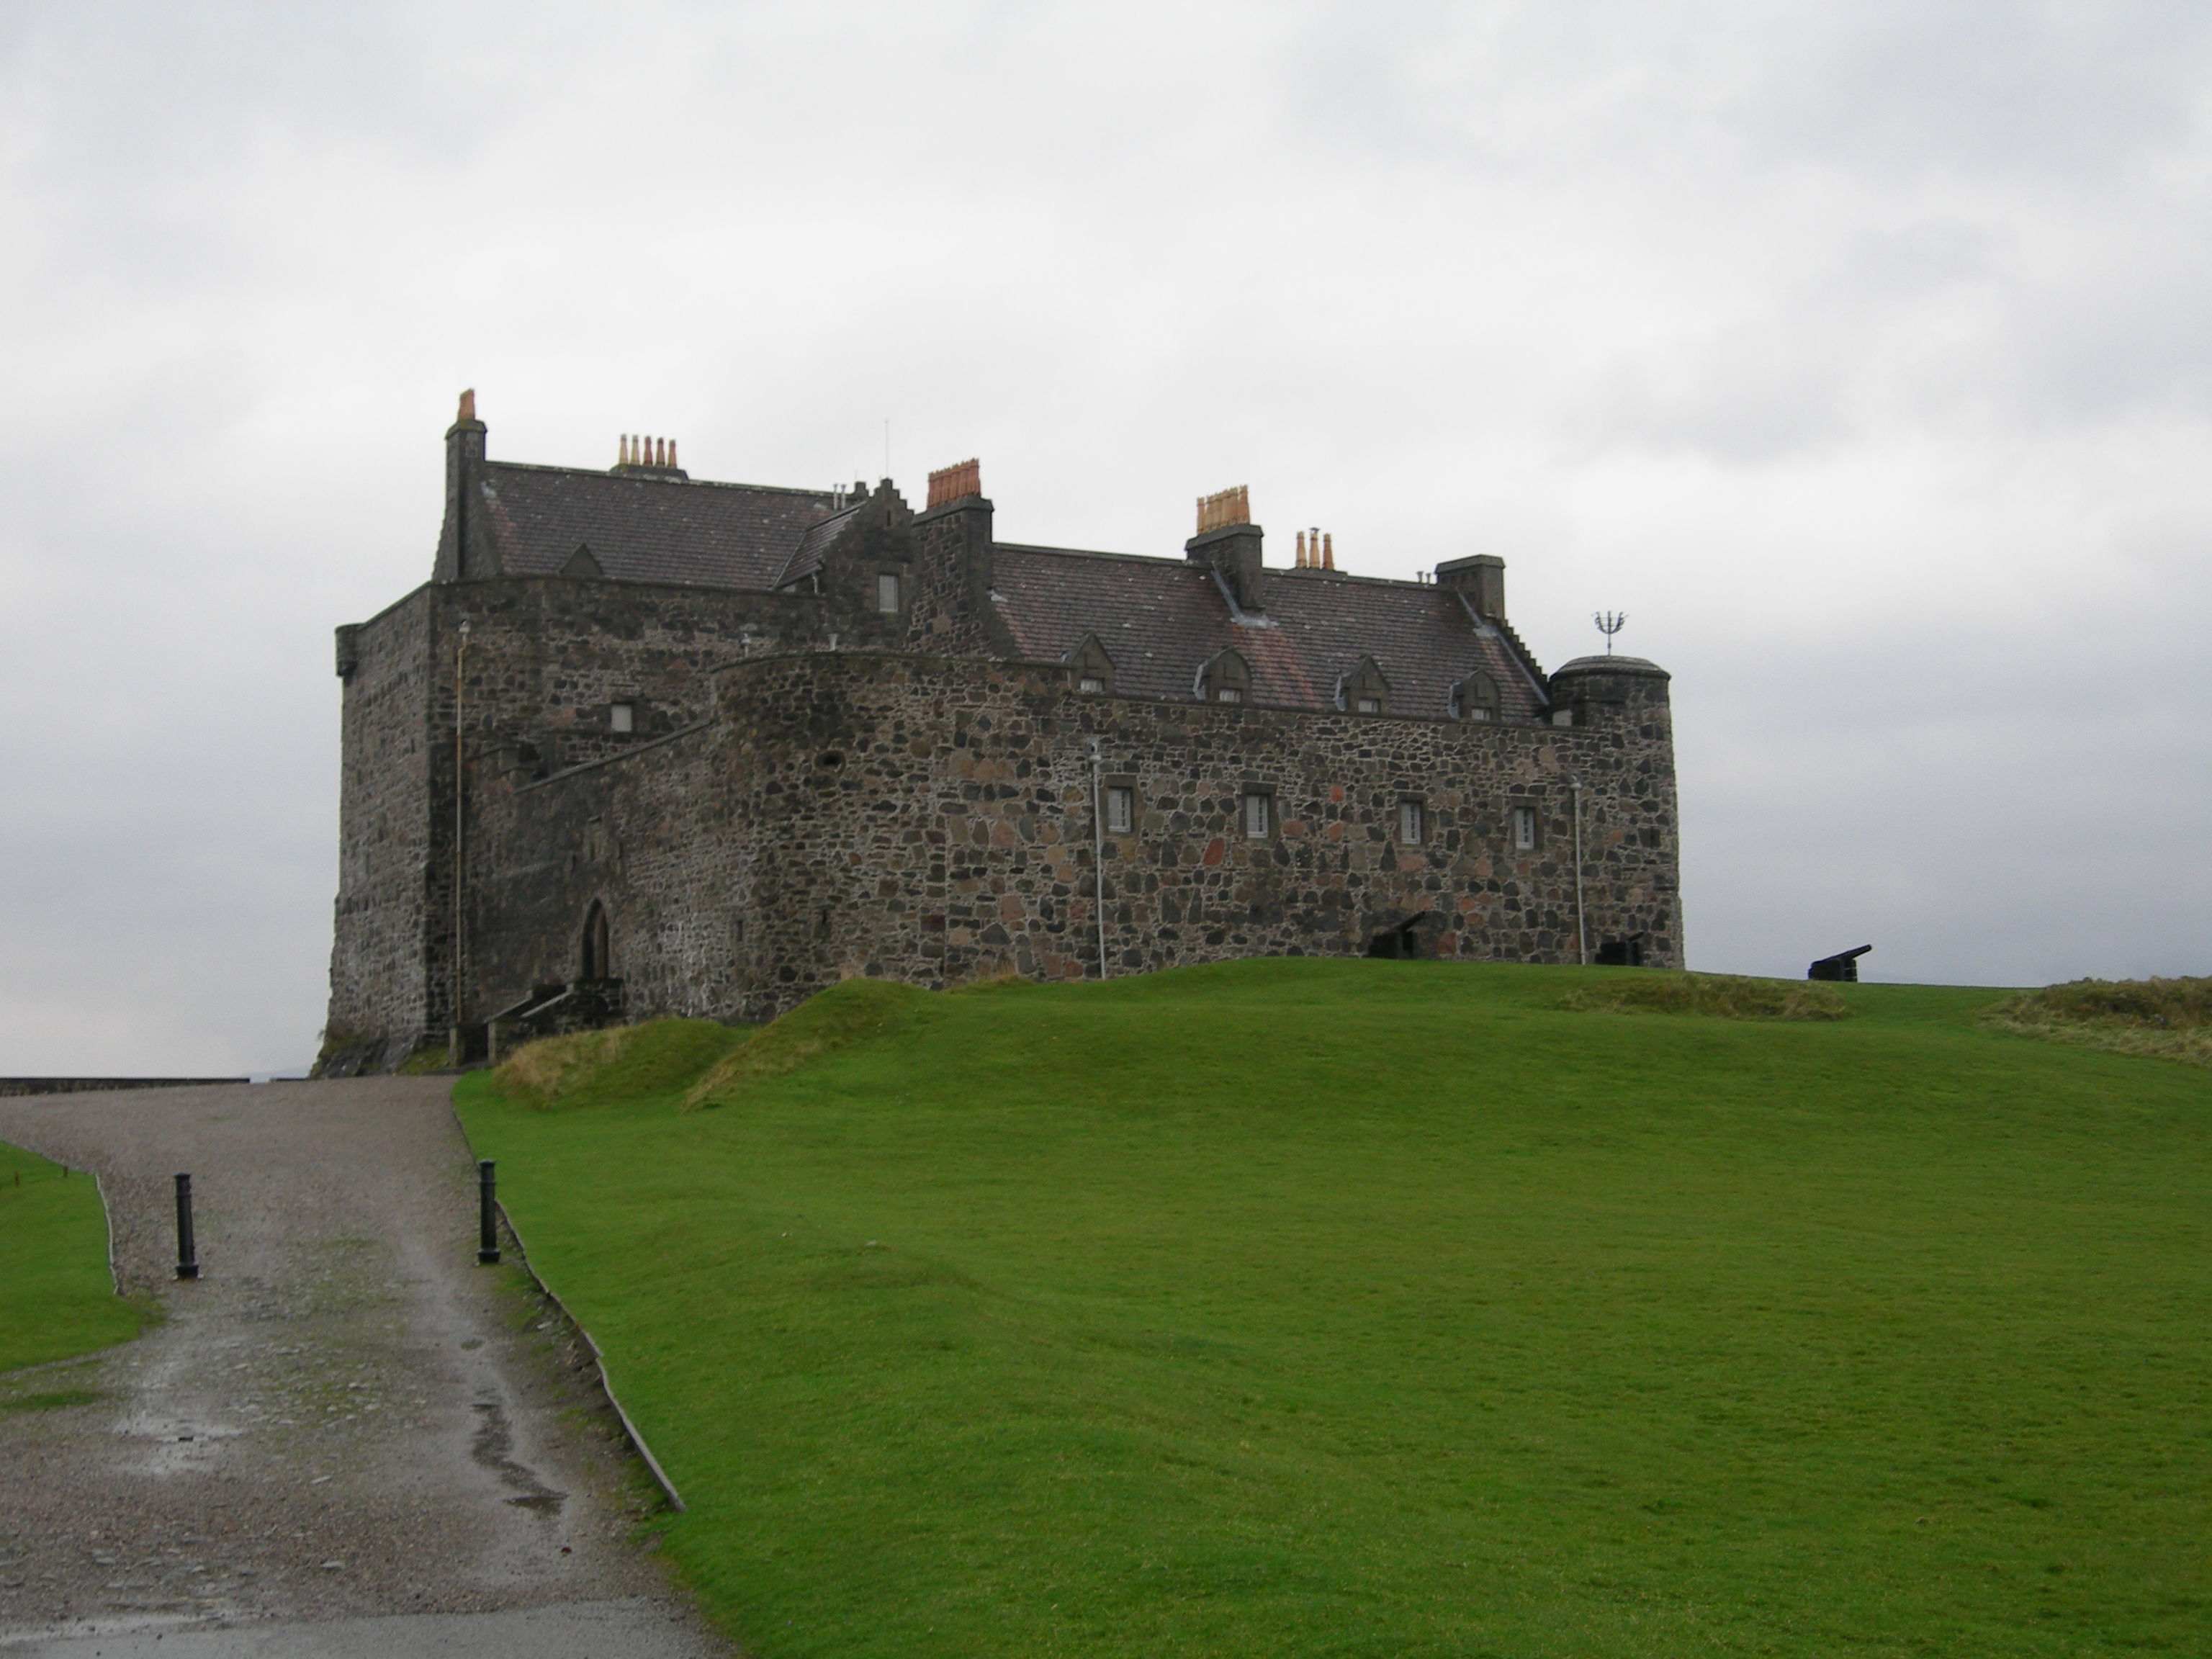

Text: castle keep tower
xmin=320 ymin=396 xmax=1681 ymax=1073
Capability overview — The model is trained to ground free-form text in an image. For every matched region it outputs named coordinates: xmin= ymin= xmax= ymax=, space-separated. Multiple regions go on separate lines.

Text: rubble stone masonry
xmin=459 ymin=649 xmax=1679 ymax=1027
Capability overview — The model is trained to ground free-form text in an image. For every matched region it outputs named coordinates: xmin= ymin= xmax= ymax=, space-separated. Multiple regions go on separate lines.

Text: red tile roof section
xmin=990 ymin=547 xmax=1549 ymax=721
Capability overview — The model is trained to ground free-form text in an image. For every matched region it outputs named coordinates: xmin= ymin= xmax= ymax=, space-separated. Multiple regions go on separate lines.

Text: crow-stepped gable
xmin=321 ymin=393 xmax=1681 ymax=1073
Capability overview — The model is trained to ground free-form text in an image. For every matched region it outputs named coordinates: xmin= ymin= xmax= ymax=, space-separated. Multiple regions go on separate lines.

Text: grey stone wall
xmin=325 ymin=570 xmax=892 ymax=1064
xmin=457 ymin=649 xmax=1681 ymax=1028
xmin=325 ymin=585 xmax=436 ymax=1069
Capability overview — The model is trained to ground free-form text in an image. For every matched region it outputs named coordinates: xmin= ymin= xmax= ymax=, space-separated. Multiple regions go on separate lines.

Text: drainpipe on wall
xmin=449 ymin=618 xmax=471 ymax=1061
xmin=1087 ymin=737 xmax=1108 ymax=980
xmin=1568 ymin=772 xmax=1588 ymax=966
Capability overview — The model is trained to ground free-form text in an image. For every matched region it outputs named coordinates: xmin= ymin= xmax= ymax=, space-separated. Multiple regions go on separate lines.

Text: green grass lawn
xmin=455 ymin=960 xmax=2212 ymax=1658
xmin=0 ymin=1139 xmax=150 ymax=1373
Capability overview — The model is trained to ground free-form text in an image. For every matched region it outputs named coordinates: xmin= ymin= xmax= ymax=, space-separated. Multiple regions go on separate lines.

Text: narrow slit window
xmin=1242 ymin=791 xmax=1271 ymax=838
xmin=1106 ymin=786 xmax=1135 ymax=834
xmin=876 ymin=572 xmax=902 ymax=613
xmin=1511 ymin=806 xmax=1537 ymax=851
xmin=608 ymin=702 xmax=635 ymax=734
xmin=1399 ymin=800 xmax=1424 ymax=845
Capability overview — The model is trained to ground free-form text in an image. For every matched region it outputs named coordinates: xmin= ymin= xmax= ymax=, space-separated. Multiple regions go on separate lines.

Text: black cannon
xmin=1808 ymin=945 xmax=1871 ymax=983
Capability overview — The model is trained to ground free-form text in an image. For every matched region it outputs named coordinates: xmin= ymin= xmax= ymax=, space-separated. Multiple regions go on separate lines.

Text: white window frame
xmin=1399 ymin=799 xmax=1424 ymax=845
xmin=608 ymin=702 xmax=635 ymax=734
xmin=1216 ymin=686 xmax=1244 ymax=704
xmin=1242 ymin=791 xmax=1271 ymax=839
xmin=1511 ymin=806 xmax=1537 ymax=851
xmin=1078 ymin=675 xmax=1105 ymax=694
xmin=1105 ymin=785 xmax=1135 ymax=835
xmin=1356 ymin=696 xmax=1382 ymax=715
xmin=876 ymin=572 xmax=902 ymax=613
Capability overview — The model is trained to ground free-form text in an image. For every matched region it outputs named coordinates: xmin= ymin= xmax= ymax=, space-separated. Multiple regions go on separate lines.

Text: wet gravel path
xmin=0 ymin=1080 xmax=726 ymax=1657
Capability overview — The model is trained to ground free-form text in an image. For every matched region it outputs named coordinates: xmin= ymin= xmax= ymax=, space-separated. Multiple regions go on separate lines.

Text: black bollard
xmin=174 ymin=1173 xmax=199 ymax=1281
xmin=477 ymin=1160 xmax=500 ymax=1264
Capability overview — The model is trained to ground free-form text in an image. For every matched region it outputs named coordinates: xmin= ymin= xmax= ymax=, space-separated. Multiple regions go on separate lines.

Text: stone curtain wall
xmin=459 ymin=649 xmax=1680 ymax=1028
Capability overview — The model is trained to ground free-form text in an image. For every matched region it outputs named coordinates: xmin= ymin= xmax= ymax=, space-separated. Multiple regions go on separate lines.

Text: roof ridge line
xmin=484 ymin=459 xmax=838 ymax=500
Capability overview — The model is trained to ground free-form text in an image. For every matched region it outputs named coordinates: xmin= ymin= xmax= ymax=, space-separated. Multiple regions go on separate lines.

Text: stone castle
xmin=320 ymin=393 xmax=1681 ymax=1072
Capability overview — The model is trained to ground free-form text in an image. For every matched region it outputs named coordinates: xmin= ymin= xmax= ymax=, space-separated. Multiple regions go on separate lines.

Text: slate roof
xmin=991 ymin=546 xmax=1551 ymax=721
xmin=777 ymin=500 xmax=868 ymax=589
xmin=476 ymin=463 xmax=840 ymax=590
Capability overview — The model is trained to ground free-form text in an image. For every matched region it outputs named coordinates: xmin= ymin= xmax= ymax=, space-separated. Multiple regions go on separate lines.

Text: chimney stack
xmin=613 ymin=434 xmax=688 ymax=479
xmin=926 ymin=458 xmax=982 ymax=508
xmin=1435 ymin=554 xmax=1506 ymax=619
xmin=1187 ymin=485 xmax=1264 ymax=612
xmin=436 ymin=389 xmax=489 ymax=583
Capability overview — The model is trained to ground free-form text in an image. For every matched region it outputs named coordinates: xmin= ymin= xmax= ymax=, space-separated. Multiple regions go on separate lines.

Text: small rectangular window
xmin=1078 ymin=675 xmax=1105 ymax=694
xmin=1105 ymin=785 xmax=1134 ymax=834
xmin=609 ymin=702 xmax=635 ymax=734
xmin=1217 ymin=687 xmax=1244 ymax=704
xmin=1399 ymin=799 xmax=1424 ymax=845
xmin=876 ymin=572 xmax=901 ymax=613
xmin=1511 ymin=806 xmax=1537 ymax=851
xmin=1468 ymin=706 xmax=1493 ymax=723
xmin=1357 ymin=696 xmax=1381 ymax=715
xmin=1242 ymin=791 xmax=1271 ymax=838
xmin=1550 ymin=708 xmax=1573 ymax=727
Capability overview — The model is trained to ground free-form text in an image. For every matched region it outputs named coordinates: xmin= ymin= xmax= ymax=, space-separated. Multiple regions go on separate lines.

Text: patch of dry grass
xmin=1560 ymin=971 xmax=1849 ymax=1022
xmin=1982 ymin=976 xmax=2212 ymax=1068
xmin=685 ymin=979 xmax=935 ymax=1109
xmin=493 ymin=1019 xmax=750 ymax=1109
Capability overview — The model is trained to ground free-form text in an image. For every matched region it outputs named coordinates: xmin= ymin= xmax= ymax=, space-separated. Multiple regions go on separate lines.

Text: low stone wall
xmin=0 ymin=1078 xmax=252 ymax=1097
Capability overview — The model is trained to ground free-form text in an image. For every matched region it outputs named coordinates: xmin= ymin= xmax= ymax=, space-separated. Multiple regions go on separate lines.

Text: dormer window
xmin=1339 ymin=657 xmax=1390 ymax=716
xmin=608 ymin=702 xmax=635 ymax=734
xmin=1066 ymin=634 xmax=1116 ymax=696
xmin=1198 ymin=649 xmax=1252 ymax=706
xmin=1451 ymin=672 xmax=1501 ymax=724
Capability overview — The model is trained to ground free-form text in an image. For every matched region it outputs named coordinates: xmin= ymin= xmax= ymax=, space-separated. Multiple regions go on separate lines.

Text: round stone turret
xmin=1548 ymin=654 xmax=1671 ymax=730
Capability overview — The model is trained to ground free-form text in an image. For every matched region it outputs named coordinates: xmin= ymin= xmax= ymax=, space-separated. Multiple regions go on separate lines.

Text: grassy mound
xmin=685 ymin=979 xmax=934 ymax=1108
xmin=1983 ymin=975 xmax=2212 ymax=1068
xmin=489 ymin=1017 xmax=752 ymax=1109
xmin=1559 ymin=968 xmax=1848 ymax=1020
xmin=457 ymin=959 xmax=2212 ymax=1658
xmin=1 ymin=1141 xmax=151 ymax=1373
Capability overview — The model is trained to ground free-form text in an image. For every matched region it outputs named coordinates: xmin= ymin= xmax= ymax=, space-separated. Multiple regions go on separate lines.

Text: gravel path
xmin=0 ymin=1080 xmax=727 ymax=1658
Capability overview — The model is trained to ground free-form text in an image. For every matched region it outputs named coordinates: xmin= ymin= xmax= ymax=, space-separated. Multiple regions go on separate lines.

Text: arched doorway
xmin=580 ymin=901 xmax=612 ymax=981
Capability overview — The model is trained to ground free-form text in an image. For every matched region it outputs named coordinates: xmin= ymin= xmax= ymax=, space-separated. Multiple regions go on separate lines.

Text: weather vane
xmin=1593 ymin=611 xmax=1627 ymax=655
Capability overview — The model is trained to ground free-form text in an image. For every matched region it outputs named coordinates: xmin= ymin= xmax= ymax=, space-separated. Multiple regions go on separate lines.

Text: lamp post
xmin=1568 ymin=773 xmax=1588 ymax=966
xmin=1087 ymin=738 xmax=1109 ymax=979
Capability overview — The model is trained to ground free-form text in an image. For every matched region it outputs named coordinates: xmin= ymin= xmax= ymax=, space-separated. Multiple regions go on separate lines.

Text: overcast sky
xmin=2 ymin=1 xmax=2208 ymax=1074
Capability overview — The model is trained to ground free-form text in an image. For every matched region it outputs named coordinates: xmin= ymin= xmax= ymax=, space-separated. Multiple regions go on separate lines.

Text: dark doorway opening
xmin=1365 ymin=914 xmax=1433 ymax=960
xmin=580 ymin=901 xmax=611 ymax=981
xmin=1595 ymin=935 xmax=1647 ymax=967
